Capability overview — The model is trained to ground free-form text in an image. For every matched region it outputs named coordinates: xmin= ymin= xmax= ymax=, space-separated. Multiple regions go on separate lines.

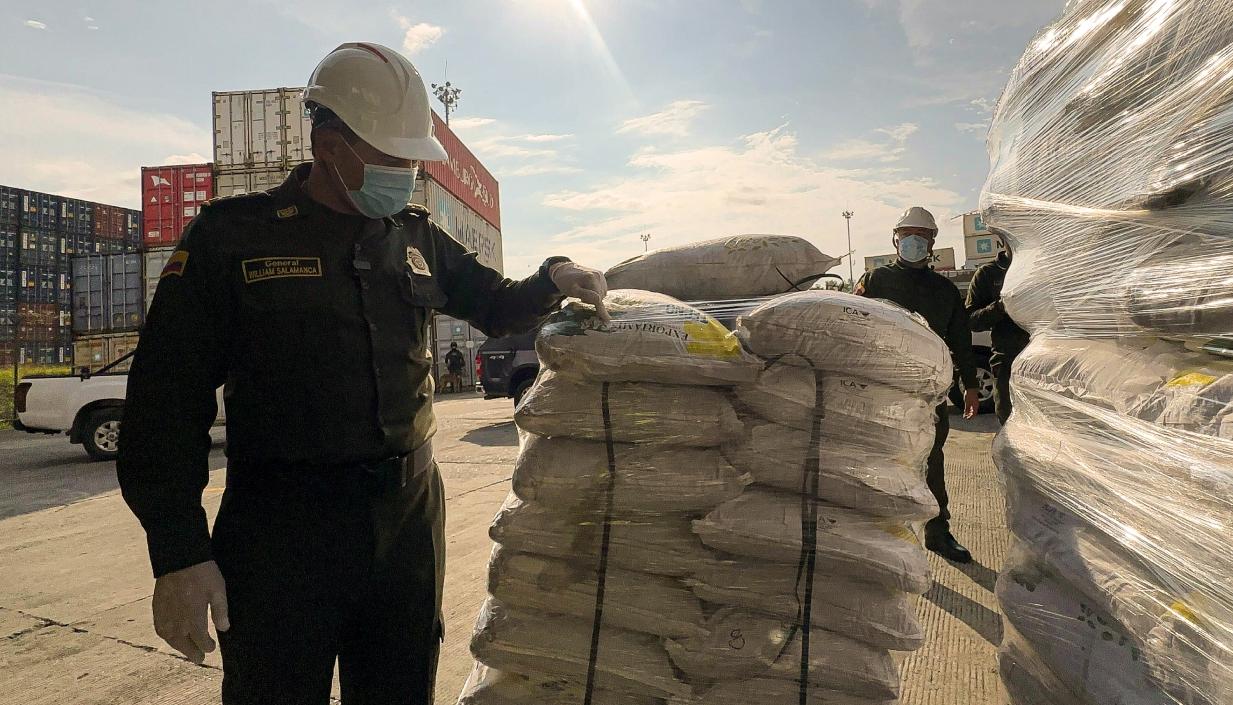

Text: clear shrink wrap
xmin=456 ymin=288 xmax=952 ymax=704
xmin=982 ymin=1 xmax=1233 ymax=702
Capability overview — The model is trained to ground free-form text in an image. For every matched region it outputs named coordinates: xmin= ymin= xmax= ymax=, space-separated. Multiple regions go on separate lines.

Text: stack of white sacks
xmin=456 ymin=268 xmax=953 ymax=702
xmin=981 ymin=2 xmax=1233 ymax=703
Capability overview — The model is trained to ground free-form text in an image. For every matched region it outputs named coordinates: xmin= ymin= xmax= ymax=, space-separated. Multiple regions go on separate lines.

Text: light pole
xmin=640 ymin=233 xmax=651 ymax=252
xmin=431 ymin=81 xmax=462 ymax=125
xmin=842 ymin=210 xmax=855 ymax=286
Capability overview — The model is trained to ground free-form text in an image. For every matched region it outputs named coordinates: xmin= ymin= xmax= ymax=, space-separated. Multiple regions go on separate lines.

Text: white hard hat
xmin=303 ymin=42 xmax=448 ymax=162
xmin=894 ymin=206 xmax=938 ymax=232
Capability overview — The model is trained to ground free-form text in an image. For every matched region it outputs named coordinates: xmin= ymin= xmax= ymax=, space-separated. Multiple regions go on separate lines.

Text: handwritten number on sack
xmin=728 ymin=629 xmax=746 ymax=650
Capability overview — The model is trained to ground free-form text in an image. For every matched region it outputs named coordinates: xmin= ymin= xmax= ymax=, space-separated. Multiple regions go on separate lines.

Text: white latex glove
xmin=549 ymin=261 xmax=610 ymax=322
xmin=153 ymin=560 xmax=230 ymax=664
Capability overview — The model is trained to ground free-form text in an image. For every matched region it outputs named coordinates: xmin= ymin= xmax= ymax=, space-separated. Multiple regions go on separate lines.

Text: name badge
xmin=242 ymin=257 xmax=323 ymax=284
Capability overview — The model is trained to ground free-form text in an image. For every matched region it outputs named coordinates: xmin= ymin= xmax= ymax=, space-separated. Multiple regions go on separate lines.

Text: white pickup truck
xmin=14 ymin=353 xmax=225 ymax=461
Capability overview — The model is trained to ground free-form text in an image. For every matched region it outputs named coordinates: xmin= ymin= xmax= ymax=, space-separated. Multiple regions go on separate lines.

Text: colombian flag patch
xmin=161 ymin=250 xmax=189 ymax=278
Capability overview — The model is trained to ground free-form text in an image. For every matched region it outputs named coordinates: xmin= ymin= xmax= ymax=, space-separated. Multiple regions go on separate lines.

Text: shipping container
xmin=214 ymin=89 xmax=313 ymax=172
xmin=433 ymin=316 xmax=487 ymax=391
xmin=18 ymin=229 xmax=63 ymax=267
xmin=73 ymin=331 xmax=140 ymax=373
xmin=423 ymin=112 xmax=502 ymax=230
xmin=141 ymin=163 xmax=213 ymax=247
xmin=213 ymin=169 xmax=288 ymax=198
xmin=20 ymin=191 xmax=61 ymax=230
xmin=415 ymin=178 xmax=504 ymax=273
xmin=16 ymin=302 xmax=59 ymax=327
xmin=0 ymin=185 xmax=24 ymax=223
xmin=71 ymin=253 xmax=144 ymax=334
xmin=142 ymin=246 xmax=175 ymax=312
xmin=18 ymin=266 xmax=60 ymax=304
xmin=965 ymin=233 xmax=1007 ymax=264
xmin=60 ymin=197 xmax=94 ymax=234
xmin=92 ymin=203 xmax=137 ymax=241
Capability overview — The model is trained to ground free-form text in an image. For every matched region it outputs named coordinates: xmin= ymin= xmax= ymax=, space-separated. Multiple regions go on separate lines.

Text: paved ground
xmin=0 ymin=395 xmax=1007 ymax=704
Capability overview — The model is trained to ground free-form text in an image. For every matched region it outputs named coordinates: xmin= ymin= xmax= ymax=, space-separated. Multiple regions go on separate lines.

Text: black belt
xmin=227 ymin=440 xmax=434 ymax=494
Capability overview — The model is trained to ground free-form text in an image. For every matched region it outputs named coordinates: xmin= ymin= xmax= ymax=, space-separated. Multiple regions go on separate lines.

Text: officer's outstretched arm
xmin=947 ymin=291 xmax=980 ymax=391
xmin=431 ymin=224 xmax=564 ymax=337
xmin=117 ymin=214 xmax=230 ymax=579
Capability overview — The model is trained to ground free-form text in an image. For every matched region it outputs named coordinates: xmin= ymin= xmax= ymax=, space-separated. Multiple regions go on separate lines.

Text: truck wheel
xmin=83 ymin=409 xmax=122 ymax=461
xmin=512 ymin=378 xmax=534 ymax=408
xmin=949 ymin=352 xmax=997 ymax=415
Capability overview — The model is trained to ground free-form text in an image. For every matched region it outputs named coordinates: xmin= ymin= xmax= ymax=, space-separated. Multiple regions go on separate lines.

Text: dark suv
xmin=476 ymin=332 xmax=541 ymax=406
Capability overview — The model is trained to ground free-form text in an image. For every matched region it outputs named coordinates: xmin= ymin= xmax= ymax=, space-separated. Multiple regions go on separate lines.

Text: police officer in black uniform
xmin=443 ymin=342 xmax=466 ymax=393
xmin=116 ymin=42 xmax=609 ymax=705
xmin=965 ymin=233 xmax=1029 ymax=424
xmin=855 ymin=206 xmax=980 ymax=564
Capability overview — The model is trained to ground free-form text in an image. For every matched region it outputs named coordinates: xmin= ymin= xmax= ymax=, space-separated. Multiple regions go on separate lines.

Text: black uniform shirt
xmin=855 ymin=260 xmax=979 ymax=389
xmin=118 ymin=164 xmax=565 ymax=577
xmin=965 ymin=252 xmax=1030 ymax=367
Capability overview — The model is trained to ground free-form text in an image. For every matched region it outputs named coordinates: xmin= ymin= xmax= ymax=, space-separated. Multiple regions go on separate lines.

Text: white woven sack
xmin=604 ymin=235 xmax=839 ymax=300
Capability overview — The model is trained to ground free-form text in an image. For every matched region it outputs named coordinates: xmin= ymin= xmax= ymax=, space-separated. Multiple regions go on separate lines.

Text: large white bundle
xmin=997 ymin=556 xmax=1175 ymax=705
xmin=735 ymin=365 xmax=937 ymax=460
xmin=692 ymin=489 xmax=932 ymax=594
xmin=725 ymin=422 xmax=935 ymax=518
xmin=458 ymin=665 xmax=659 ymax=705
xmin=671 ymin=679 xmax=894 ymax=705
xmin=514 ymin=371 xmax=742 ymax=447
xmin=996 ymin=627 xmax=1086 ymax=705
xmin=470 ymin=600 xmax=691 ymax=700
xmin=512 ymin=434 xmax=750 ymax=515
xmin=604 ymin=235 xmax=839 ymax=300
xmin=536 ymin=290 xmax=761 ymax=386
xmin=489 ymin=496 xmax=713 ymax=578
xmin=663 ymin=608 xmax=899 ymax=700
xmin=487 ymin=549 xmax=706 ymax=640
xmin=737 ymin=291 xmax=953 ymax=398
xmin=687 ymin=558 xmax=923 ymax=650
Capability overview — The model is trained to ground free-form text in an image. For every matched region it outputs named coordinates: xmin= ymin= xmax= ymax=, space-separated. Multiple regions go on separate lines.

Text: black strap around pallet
xmin=774 ymin=367 xmax=825 ymax=705
xmin=582 ymin=381 xmax=619 ymax=705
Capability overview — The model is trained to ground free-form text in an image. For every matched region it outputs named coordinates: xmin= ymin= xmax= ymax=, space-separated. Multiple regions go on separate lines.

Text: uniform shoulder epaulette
xmin=201 ymin=191 xmax=270 ymax=210
xmin=401 ymin=203 xmax=431 ymax=218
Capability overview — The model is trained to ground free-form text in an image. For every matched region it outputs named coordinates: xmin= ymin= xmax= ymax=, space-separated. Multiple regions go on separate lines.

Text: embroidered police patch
xmin=242 ymin=257 xmax=323 ymax=284
xmin=406 ymin=246 xmax=431 ymax=276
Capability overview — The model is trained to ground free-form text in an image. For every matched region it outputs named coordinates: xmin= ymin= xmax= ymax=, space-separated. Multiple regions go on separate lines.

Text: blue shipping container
xmin=20 ymin=191 xmax=60 ymax=230
xmin=0 ymin=186 xmax=23 ymax=224
xmin=71 ymin=253 xmax=144 ymax=334
xmin=60 ymin=198 xmax=94 ymax=235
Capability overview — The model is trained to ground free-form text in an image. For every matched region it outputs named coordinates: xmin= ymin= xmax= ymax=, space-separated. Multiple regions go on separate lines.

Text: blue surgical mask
xmin=334 ymin=141 xmax=417 ymax=219
xmin=897 ymin=234 xmax=930 ymax=263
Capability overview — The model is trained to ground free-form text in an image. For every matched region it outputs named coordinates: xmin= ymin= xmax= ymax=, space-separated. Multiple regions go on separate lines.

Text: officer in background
xmin=855 ymin=206 xmax=979 ymax=564
xmin=965 ymin=230 xmax=1030 ymax=424
xmin=117 ymin=42 xmax=609 ymax=705
xmin=444 ymin=342 xmax=466 ymax=393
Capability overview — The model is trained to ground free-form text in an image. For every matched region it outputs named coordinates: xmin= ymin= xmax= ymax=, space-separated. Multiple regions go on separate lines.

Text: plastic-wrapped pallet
xmin=456 ymin=288 xmax=946 ymax=704
xmin=981 ymin=2 xmax=1233 ymax=702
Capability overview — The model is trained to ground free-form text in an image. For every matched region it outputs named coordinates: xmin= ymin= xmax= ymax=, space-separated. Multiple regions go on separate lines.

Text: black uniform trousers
xmin=212 ymin=456 xmax=445 ymax=705
xmin=924 ymin=403 xmax=951 ymax=538
xmin=994 ymin=361 xmax=1013 ymax=425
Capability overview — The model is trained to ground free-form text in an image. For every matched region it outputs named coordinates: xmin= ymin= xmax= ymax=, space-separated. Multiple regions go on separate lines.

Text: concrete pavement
xmin=0 ymin=395 xmax=1008 ymax=704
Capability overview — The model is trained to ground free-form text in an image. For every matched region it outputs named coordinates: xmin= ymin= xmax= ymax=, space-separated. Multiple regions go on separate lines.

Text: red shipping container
xmin=93 ymin=204 xmax=126 ymax=240
xmin=423 ymin=112 xmax=501 ymax=230
xmin=141 ymin=163 xmax=214 ymax=248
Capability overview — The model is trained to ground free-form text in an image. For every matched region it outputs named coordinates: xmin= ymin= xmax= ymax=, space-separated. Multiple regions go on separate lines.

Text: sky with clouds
xmin=1 ymin=0 xmax=1065 ymax=277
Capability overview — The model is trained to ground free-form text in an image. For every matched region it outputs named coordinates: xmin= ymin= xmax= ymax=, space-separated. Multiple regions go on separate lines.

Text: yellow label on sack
xmin=683 ymin=320 xmax=742 ymax=360
xmin=883 ymin=525 xmax=919 ymax=544
xmin=1169 ymin=601 xmax=1202 ymax=625
xmin=1166 ymin=372 xmax=1218 ymax=388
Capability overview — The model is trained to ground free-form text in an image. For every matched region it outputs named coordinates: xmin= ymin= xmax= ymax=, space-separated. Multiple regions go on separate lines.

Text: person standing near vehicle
xmin=444 ymin=341 xmax=466 ymax=393
xmin=965 ymin=231 xmax=1030 ymax=425
xmin=116 ymin=42 xmax=609 ymax=705
xmin=855 ymin=206 xmax=980 ymax=564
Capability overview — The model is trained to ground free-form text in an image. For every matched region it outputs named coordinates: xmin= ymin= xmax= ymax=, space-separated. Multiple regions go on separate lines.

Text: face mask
xmin=333 ymin=140 xmax=417 ymax=219
xmin=897 ymin=234 xmax=930 ymax=263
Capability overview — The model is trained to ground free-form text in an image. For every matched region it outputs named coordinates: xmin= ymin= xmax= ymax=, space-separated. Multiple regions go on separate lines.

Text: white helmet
xmin=894 ymin=206 xmax=938 ymax=232
xmin=303 ymin=42 xmax=448 ymax=162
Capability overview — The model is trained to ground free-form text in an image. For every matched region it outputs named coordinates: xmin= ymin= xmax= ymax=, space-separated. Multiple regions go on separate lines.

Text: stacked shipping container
xmin=0 ymin=184 xmax=141 ymax=365
xmin=141 ymin=164 xmax=214 ymax=248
